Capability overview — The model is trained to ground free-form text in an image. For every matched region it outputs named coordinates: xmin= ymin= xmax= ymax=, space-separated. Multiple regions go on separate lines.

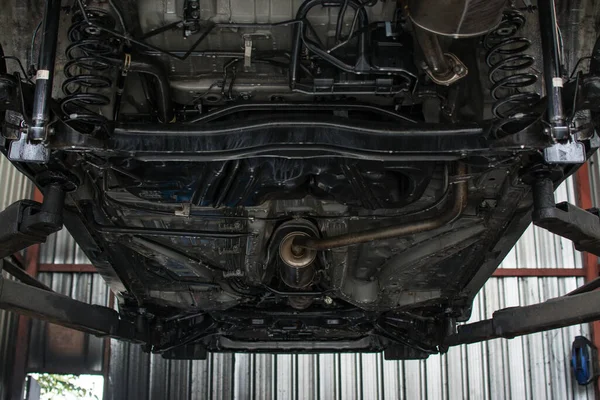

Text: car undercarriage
xmin=2 ymin=0 xmax=600 ymax=359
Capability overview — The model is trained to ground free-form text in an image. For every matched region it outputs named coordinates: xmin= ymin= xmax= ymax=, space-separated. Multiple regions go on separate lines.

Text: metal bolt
xmin=324 ymin=296 xmax=333 ymax=305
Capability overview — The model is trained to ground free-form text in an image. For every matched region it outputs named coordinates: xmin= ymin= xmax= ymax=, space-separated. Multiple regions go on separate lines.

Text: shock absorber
xmin=537 ymin=0 xmax=569 ymax=140
xmin=61 ymin=6 xmax=121 ymax=134
xmin=484 ymin=10 xmax=540 ymax=132
xmin=28 ymin=0 xmax=62 ymax=142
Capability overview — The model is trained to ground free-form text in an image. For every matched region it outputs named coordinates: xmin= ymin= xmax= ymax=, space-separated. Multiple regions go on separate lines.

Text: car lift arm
xmin=445 ymin=172 xmax=600 ymax=347
xmin=532 ymin=176 xmax=600 ymax=256
xmin=445 ymin=289 xmax=600 ymax=346
xmin=0 ymin=184 xmax=64 ymax=259
xmin=0 ymin=179 xmax=148 ymax=344
xmin=1 ymin=255 xmax=52 ymax=291
xmin=0 ymin=276 xmax=148 ymax=343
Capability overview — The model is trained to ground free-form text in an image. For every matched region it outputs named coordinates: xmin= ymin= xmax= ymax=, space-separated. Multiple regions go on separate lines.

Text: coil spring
xmin=484 ymin=10 xmax=540 ymax=122
xmin=61 ymin=8 xmax=118 ymax=132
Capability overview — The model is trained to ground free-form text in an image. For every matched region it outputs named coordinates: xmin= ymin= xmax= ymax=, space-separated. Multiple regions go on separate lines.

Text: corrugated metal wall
xmin=40 ymin=229 xmax=91 ymax=265
xmin=590 ymin=153 xmax=600 ymax=208
xmin=105 ymin=277 xmax=594 ymax=400
xmin=0 ymin=156 xmax=32 ymax=400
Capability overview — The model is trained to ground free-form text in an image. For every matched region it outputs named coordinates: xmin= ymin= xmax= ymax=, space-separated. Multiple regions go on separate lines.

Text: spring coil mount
xmin=61 ymin=8 xmax=120 ymax=133
xmin=484 ymin=10 xmax=540 ymax=130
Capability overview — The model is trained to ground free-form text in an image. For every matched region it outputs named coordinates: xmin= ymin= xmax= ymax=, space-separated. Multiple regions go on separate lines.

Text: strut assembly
xmin=28 ymin=0 xmax=62 ymax=142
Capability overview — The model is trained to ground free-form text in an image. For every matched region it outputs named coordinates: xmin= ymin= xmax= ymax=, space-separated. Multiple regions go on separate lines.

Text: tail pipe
xmin=293 ymin=163 xmax=468 ymax=251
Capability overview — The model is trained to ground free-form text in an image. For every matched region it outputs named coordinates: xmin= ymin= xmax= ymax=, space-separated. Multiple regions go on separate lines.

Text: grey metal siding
xmin=40 ymin=228 xmax=91 ymax=265
xmin=0 ymin=271 xmax=17 ymax=400
xmin=0 ymin=155 xmax=32 ymax=400
xmin=590 ymin=153 xmax=600 ymax=208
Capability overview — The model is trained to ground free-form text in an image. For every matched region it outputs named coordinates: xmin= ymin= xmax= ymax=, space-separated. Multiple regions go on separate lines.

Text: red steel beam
xmin=575 ymin=160 xmax=600 ymax=396
xmin=38 ymin=263 xmax=97 ymax=273
xmin=11 ymin=252 xmax=23 ymax=265
xmin=492 ymin=268 xmax=586 ymax=277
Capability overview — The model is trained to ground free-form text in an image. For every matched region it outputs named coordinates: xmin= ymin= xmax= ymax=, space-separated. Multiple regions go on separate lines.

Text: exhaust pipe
xmin=279 ymin=232 xmax=317 ymax=289
xmin=293 ymin=163 xmax=468 ymax=251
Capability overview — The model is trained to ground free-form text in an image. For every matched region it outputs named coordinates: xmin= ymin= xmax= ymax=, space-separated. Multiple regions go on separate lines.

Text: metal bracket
xmin=242 ymin=33 xmax=270 ymax=72
xmin=423 ymin=53 xmax=468 ymax=86
xmin=183 ymin=0 xmax=201 ymax=36
xmin=543 ymin=140 xmax=586 ymax=164
xmin=244 ymin=36 xmax=253 ymax=71
xmin=8 ymin=132 xmax=50 ymax=163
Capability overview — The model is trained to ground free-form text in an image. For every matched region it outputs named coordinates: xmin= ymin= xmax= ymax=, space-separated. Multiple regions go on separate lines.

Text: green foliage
xmin=29 ymin=374 xmax=99 ymax=400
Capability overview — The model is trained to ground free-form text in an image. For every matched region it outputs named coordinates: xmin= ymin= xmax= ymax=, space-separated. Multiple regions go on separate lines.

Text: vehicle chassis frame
xmin=2 ymin=0 xmax=600 ymax=356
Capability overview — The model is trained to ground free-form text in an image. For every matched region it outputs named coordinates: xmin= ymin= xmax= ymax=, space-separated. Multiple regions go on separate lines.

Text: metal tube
xmin=290 ymin=0 xmax=369 ymax=86
xmin=414 ymin=27 xmax=450 ymax=78
xmin=187 ymin=102 xmax=417 ymax=124
xmin=293 ymin=163 xmax=468 ymax=251
xmin=28 ymin=0 xmax=62 ymax=141
xmin=93 ymin=222 xmax=250 ymax=238
xmin=279 ymin=232 xmax=317 ymax=289
xmin=538 ymin=0 xmax=569 ymax=140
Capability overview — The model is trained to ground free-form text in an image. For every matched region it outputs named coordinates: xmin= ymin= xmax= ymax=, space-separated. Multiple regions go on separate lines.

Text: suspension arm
xmin=445 ymin=289 xmax=600 ymax=346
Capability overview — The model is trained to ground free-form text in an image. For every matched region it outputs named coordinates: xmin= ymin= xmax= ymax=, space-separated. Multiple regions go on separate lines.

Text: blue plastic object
xmin=571 ymin=336 xmax=598 ymax=385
